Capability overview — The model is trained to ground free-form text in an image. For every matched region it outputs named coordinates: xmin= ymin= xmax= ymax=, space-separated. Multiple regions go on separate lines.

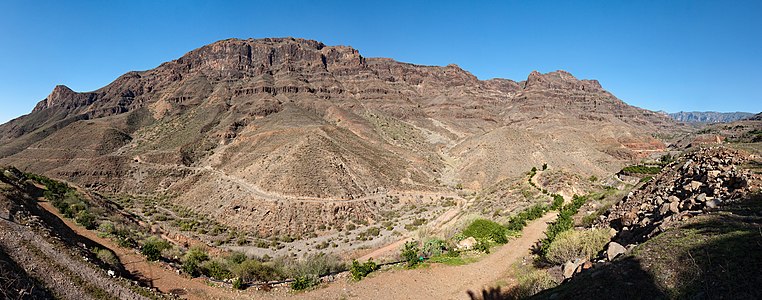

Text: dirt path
xmin=299 ymin=213 xmax=557 ymax=300
xmin=36 ymin=201 xmax=250 ymax=300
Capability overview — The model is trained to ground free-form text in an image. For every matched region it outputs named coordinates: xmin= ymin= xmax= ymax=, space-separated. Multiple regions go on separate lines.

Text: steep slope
xmin=0 ymin=37 xmax=677 ymax=235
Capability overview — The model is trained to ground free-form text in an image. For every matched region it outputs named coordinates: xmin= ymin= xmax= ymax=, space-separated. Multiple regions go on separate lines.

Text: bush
xmin=281 ymin=252 xmax=346 ymax=280
xmin=506 ymin=204 xmax=549 ymax=231
xmin=542 ymin=163 xmax=548 ymax=170
xmin=182 ymin=246 xmax=209 ymax=277
xmin=75 ymin=210 xmax=97 ymax=229
xmin=540 ymin=194 xmax=590 ymax=257
xmin=474 ymin=239 xmax=491 ymax=253
xmin=202 ymin=259 xmax=232 ymax=280
xmin=233 ymin=259 xmax=281 ymax=282
xmin=462 ymin=219 xmax=508 ymax=244
xmin=506 ymin=264 xmax=558 ymax=298
xmin=550 ymin=194 xmax=565 ymax=211
xmin=227 ymin=251 xmax=248 ymax=265
xmin=291 ymin=274 xmax=319 ymax=291
xmin=423 ymin=238 xmax=447 ymax=257
xmin=545 ymin=228 xmax=610 ymax=265
xmin=350 ymin=259 xmax=379 ymax=281
xmin=401 ymin=241 xmax=422 ymax=267
xmin=232 ymin=277 xmax=244 ymax=290
xmin=141 ymin=236 xmax=171 ymax=261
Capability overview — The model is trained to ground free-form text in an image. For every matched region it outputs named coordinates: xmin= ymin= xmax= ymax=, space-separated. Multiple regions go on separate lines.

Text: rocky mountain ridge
xmin=0 ymin=37 xmax=678 ymax=235
xmin=668 ymin=111 xmax=754 ymax=123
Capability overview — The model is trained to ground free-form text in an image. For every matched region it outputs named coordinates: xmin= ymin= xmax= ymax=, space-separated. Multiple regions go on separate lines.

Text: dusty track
xmin=36 ymin=201 xmax=251 ymax=300
xmin=299 ymin=213 xmax=557 ymax=300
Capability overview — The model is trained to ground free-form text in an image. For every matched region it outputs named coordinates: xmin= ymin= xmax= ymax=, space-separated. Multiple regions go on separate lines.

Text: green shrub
xmin=401 ymin=241 xmax=422 ymax=267
xmin=540 ymin=194 xmax=590 ymax=256
xmin=551 ymin=194 xmax=565 ymax=210
xmin=233 ymin=259 xmax=281 ymax=282
xmin=232 ymin=277 xmax=244 ymax=290
xmin=545 ymin=228 xmax=610 ymax=265
xmin=462 ymin=219 xmax=508 ymax=244
xmin=227 ymin=251 xmax=248 ymax=265
xmin=75 ymin=210 xmax=97 ymax=229
xmin=423 ymin=238 xmax=447 ymax=257
xmin=182 ymin=246 xmax=209 ymax=277
xmin=141 ymin=236 xmax=171 ymax=261
xmin=291 ymin=274 xmax=319 ymax=290
xmin=282 ymin=252 xmax=346 ymax=279
xmin=350 ymin=259 xmax=379 ymax=281
xmin=202 ymin=259 xmax=232 ymax=280
xmin=474 ymin=239 xmax=491 ymax=253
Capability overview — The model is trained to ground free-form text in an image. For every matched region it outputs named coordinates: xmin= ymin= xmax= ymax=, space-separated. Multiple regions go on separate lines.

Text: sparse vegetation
xmin=545 ymin=228 xmax=610 ymax=265
xmin=462 ymin=219 xmax=508 ymax=244
xmin=540 ymin=194 xmax=589 ymax=257
xmin=350 ymin=259 xmax=379 ymax=281
xmin=401 ymin=241 xmax=422 ymax=268
xmin=141 ymin=236 xmax=171 ymax=261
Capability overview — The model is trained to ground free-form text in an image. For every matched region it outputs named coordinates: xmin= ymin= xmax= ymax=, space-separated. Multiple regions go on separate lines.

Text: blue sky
xmin=1 ymin=0 xmax=760 ymax=124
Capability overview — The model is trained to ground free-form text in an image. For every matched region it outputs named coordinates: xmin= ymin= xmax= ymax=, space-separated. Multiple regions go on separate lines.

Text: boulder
xmin=659 ymin=203 xmax=671 ymax=215
xmin=669 ymin=201 xmax=680 ymax=213
xmin=606 ymin=242 xmax=627 ymax=261
xmin=668 ymin=195 xmax=680 ymax=203
xmin=563 ymin=260 xmax=581 ymax=279
xmin=457 ymin=237 xmax=477 ymax=250
xmin=690 ymin=181 xmax=703 ymax=191
xmin=696 ymin=193 xmax=707 ymax=202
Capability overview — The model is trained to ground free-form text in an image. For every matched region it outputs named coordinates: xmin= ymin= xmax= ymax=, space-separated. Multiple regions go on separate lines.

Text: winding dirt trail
xmin=36 ymin=201 xmax=248 ymax=300
xmin=299 ymin=213 xmax=557 ymax=300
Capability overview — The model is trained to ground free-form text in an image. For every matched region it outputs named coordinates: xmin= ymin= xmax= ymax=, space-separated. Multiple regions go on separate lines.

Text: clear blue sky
xmin=1 ymin=0 xmax=760 ymax=124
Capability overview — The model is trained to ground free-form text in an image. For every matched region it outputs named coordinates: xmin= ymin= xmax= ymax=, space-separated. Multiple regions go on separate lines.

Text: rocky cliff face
xmin=0 ymin=37 xmax=679 ymax=234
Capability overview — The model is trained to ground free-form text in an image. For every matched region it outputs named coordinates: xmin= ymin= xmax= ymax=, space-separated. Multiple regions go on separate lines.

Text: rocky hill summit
xmin=0 ymin=37 xmax=678 ymax=235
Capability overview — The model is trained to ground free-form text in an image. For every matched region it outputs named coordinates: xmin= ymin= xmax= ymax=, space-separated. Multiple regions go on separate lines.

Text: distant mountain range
xmin=668 ymin=111 xmax=755 ymax=123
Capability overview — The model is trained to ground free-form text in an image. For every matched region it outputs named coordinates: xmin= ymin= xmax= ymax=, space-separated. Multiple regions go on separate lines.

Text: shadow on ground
xmin=467 ymin=194 xmax=762 ymax=300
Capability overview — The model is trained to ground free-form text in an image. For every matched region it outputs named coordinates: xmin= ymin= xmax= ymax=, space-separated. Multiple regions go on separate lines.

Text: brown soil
xmin=36 ymin=200 xmax=251 ymax=300
xmin=298 ymin=213 xmax=557 ymax=300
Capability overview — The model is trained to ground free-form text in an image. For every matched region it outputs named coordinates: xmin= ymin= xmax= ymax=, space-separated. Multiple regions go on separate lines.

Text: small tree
xmin=350 ymin=259 xmax=379 ymax=281
xmin=401 ymin=241 xmax=422 ymax=268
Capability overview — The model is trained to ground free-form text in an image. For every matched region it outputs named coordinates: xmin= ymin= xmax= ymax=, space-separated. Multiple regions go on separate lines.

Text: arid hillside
xmin=0 ymin=38 xmax=678 ymax=235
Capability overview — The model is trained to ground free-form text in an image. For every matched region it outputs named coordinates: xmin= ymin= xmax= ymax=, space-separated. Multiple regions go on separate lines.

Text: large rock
xmin=606 ymin=242 xmax=627 ymax=261
xmin=669 ymin=201 xmax=680 ymax=214
xmin=457 ymin=237 xmax=477 ymax=250
xmin=563 ymin=260 xmax=582 ymax=279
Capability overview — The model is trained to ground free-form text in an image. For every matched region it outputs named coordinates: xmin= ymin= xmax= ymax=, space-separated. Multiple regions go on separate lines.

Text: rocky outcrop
xmin=600 ymin=147 xmax=754 ymax=245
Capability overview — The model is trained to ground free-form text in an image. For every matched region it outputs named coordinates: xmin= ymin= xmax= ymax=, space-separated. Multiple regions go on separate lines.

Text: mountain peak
xmin=523 ymin=70 xmax=602 ymax=91
xmin=33 ymin=85 xmax=76 ymax=112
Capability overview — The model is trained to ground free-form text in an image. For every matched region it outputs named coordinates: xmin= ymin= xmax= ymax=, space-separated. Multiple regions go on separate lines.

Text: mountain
xmin=0 ymin=37 xmax=677 ymax=236
xmin=668 ymin=111 xmax=754 ymax=123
